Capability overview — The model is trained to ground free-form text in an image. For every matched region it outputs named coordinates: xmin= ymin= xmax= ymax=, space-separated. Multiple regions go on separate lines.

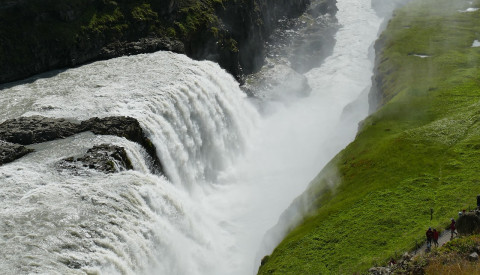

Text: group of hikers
xmin=425 ymin=215 xmax=460 ymax=250
xmin=425 ymin=227 xmax=440 ymax=249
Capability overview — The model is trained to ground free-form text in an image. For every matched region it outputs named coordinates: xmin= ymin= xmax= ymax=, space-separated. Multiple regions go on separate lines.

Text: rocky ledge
xmin=81 ymin=116 xmax=162 ymax=173
xmin=58 ymin=144 xmax=133 ymax=174
xmin=0 ymin=116 xmax=81 ymax=145
xmin=0 ymin=116 xmax=162 ymax=174
xmin=0 ymin=140 xmax=33 ymax=166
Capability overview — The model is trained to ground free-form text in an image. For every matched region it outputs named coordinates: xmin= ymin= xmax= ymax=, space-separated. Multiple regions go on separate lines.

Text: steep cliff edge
xmin=258 ymin=0 xmax=480 ymax=273
xmin=0 ymin=0 xmax=336 ymax=84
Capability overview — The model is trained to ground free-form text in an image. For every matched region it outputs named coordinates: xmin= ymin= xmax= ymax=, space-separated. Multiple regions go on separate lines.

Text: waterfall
xmin=0 ymin=52 xmax=259 ymax=274
xmin=0 ymin=52 xmax=257 ymax=185
xmin=0 ymin=0 xmax=391 ymax=273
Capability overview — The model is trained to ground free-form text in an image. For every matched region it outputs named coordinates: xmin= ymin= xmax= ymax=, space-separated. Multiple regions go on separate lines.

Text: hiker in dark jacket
xmin=426 ymin=227 xmax=434 ymax=248
xmin=450 ymin=218 xmax=457 ymax=239
xmin=433 ymin=228 xmax=439 ymax=247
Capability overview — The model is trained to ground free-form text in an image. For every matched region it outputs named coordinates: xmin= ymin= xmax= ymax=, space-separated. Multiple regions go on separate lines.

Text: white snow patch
xmin=412 ymin=54 xmax=430 ymax=58
xmin=459 ymin=7 xmax=479 ymax=12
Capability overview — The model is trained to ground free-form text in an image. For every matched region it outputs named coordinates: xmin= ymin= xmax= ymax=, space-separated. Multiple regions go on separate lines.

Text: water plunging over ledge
xmin=0 ymin=0 xmax=388 ymax=273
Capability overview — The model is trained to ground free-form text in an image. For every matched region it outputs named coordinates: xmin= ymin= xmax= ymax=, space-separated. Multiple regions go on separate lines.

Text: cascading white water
xmin=0 ymin=52 xmax=257 ymax=186
xmin=0 ymin=0 xmax=388 ymax=274
xmin=0 ymin=52 xmax=259 ymax=274
xmin=211 ymin=0 xmax=384 ymax=272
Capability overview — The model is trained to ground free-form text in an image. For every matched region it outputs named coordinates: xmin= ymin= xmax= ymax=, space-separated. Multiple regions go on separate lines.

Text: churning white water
xmin=0 ymin=52 xmax=258 ymax=274
xmin=0 ymin=0 xmax=386 ymax=274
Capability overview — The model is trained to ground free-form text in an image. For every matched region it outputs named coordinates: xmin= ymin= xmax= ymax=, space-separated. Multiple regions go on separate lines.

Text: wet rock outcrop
xmin=0 ymin=116 xmax=162 ymax=173
xmin=59 ymin=144 xmax=133 ymax=174
xmin=0 ymin=140 xmax=33 ymax=165
xmin=80 ymin=116 xmax=162 ymax=173
xmin=0 ymin=116 xmax=81 ymax=145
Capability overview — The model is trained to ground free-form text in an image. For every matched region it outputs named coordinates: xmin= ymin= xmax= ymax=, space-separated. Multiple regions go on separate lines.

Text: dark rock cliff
xmin=0 ymin=0 xmax=336 ymax=84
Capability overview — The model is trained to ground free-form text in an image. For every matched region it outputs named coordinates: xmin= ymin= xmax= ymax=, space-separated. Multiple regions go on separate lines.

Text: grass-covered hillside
xmin=258 ymin=0 xmax=480 ymax=273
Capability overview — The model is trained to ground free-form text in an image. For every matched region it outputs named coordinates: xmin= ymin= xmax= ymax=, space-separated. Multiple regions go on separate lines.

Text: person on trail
xmin=450 ymin=218 xmax=457 ymax=239
xmin=433 ymin=228 xmax=439 ymax=247
xmin=426 ymin=227 xmax=434 ymax=249
xmin=388 ymin=258 xmax=396 ymax=267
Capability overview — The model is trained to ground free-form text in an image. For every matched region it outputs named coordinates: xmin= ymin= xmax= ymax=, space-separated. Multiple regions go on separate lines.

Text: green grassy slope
xmin=258 ymin=0 xmax=480 ymax=273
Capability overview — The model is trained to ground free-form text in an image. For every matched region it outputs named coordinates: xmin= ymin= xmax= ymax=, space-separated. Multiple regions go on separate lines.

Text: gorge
xmin=2 ymin=0 xmax=479 ymax=274
xmin=0 ymin=0 xmax=382 ymax=273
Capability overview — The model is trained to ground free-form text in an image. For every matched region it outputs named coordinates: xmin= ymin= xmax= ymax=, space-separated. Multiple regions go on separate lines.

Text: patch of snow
xmin=472 ymin=40 xmax=480 ymax=47
xmin=413 ymin=54 xmax=430 ymax=58
xmin=459 ymin=7 xmax=479 ymax=12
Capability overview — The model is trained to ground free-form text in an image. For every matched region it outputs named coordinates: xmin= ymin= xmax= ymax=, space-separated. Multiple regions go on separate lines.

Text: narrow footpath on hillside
xmin=414 ymin=230 xmax=452 ymax=255
xmin=369 ymin=230 xmax=458 ymax=274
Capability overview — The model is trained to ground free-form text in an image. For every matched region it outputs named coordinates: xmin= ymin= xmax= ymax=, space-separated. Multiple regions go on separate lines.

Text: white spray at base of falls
xmin=217 ymin=0 xmax=384 ymax=272
xmin=0 ymin=0 xmax=386 ymax=273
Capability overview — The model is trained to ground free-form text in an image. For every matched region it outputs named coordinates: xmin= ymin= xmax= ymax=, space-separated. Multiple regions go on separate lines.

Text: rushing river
xmin=0 ymin=0 xmax=386 ymax=274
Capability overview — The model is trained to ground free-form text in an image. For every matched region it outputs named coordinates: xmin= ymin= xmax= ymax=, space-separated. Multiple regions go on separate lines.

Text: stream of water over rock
xmin=0 ymin=0 xmax=387 ymax=274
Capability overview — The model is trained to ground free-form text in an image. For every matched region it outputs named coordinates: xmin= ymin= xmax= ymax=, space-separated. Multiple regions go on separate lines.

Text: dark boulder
xmin=59 ymin=144 xmax=133 ymax=174
xmin=0 ymin=140 xmax=34 ymax=165
xmin=0 ymin=116 xmax=81 ymax=145
xmin=81 ymin=116 xmax=145 ymax=142
xmin=457 ymin=213 xmax=480 ymax=235
xmin=470 ymin=252 xmax=479 ymax=262
xmin=81 ymin=116 xmax=163 ymax=174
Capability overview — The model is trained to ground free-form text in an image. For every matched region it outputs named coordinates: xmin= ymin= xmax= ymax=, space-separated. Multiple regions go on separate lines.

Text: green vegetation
xmin=258 ymin=0 xmax=480 ymax=273
xmin=417 ymin=234 xmax=480 ymax=274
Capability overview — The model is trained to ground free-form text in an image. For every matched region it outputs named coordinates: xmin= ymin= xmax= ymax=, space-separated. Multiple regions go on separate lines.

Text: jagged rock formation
xmin=0 ymin=116 xmax=82 ymax=145
xmin=81 ymin=116 xmax=163 ymax=173
xmin=0 ymin=116 xmax=162 ymax=173
xmin=58 ymin=144 xmax=133 ymax=174
xmin=0 ymin=0 xmax=337 ymax=84
xmin=0 ymin=140 xmax=33 ymax=165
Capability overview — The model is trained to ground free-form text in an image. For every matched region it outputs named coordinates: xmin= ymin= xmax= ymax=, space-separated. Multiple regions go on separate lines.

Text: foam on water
xmin=0 ymin=52 xmax=258 ymax=274
xmin=0 ymin=0 xmax=388 ymax=273
xmin=222 ymin=0 xmax=384 ymax=270
xmin=0 ymin=52 xmax=257 ymax=185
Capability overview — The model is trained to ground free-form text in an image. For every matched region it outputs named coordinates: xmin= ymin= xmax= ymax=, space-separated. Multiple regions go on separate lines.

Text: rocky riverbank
xmin=0 ymin=0 xmax=337 ymax=84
